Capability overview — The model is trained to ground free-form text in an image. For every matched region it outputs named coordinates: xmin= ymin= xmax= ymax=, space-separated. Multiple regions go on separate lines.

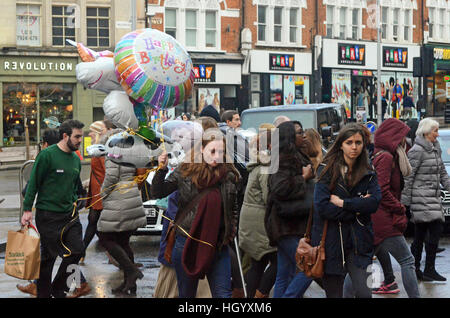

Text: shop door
xmin=351 ymin=75 xmax=375 ymax=122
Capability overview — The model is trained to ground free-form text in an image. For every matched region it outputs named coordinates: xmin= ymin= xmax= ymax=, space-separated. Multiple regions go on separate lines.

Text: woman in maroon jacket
xmin=371 ymin=118 xmax=420 ymax=298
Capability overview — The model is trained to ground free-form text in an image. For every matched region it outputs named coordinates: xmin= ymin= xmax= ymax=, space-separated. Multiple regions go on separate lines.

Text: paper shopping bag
xmin=4 ymin=225 xmax=40 ymax=280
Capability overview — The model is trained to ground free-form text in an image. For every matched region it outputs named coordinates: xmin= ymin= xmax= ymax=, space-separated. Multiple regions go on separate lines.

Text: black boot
xmin=106 ymin=244 xmax=144 ymax=295
xmin=423 ymin=244 xmax=447 ymax=282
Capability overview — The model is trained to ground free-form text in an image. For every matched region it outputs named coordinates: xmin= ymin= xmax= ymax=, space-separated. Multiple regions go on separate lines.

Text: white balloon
xmin=103 ymin=91 xmax=139 ymax=130
xmin=75 ymin=57 xmax=122 ymax=93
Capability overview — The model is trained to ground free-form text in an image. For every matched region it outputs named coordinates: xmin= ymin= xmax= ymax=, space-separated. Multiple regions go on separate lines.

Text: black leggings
xmin=244 ymin=252 xmax=277 ymax=297
xmin=83 ymin=209 xmax=101 ymax=254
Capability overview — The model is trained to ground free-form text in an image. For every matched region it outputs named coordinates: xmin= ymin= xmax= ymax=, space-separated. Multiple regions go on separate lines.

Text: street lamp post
xmin=376 ymin=0 xmax=382 ymax=127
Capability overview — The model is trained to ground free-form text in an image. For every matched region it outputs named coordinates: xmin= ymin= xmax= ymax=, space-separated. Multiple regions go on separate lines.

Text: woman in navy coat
xmin=312 ymin=123 xmax=381 ymax=298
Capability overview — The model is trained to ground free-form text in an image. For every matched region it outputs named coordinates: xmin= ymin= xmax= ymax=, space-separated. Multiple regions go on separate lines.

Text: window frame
xmin=185 ymin=9 xmax=198 ymax=48
xmin=351 ymin=8 xmax=359 ymax=40
xmin=16 ymin=3 xmax=42 ymax=47
xmin=273 ymin=6 xmax=283 ymax=43
xmin=392 ymin=8 xmax=400 ymax=42
xmin=339 ymin=7 xmax=347 ymax=39
xmin=86 ymin=7 xmax=110 ymax=48
xmin=257 ymin=5 xmax=267 ymax=42
xmin=164 ymin=8 xmax=177 ymax=39
xmin=289 ymin=7 xmax=299 ymax=43
xmin=205 ymin=10 xmax=217 ymax=48
xmin=403 ymin=9 xmax=411 ymax=42
xmin=51 ymin=5 xmax=76 ymax=47
xmin=326 ymin=5 xmax=334 ymax=38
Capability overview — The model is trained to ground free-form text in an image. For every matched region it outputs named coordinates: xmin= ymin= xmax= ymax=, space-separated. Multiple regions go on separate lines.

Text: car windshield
xmin=241 ymin=109 xmax=315 ymax=130
xmin=438 ymin=135 xmax=450 ymax=163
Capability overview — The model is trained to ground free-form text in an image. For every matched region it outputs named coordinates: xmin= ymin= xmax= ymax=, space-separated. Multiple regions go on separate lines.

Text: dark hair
xmin=59 ymin=119 xmax=85 ymax=140
xmin=221 ymin=110 xmax=239 ymax=123
xmin=318 ymin=123 xmax=371 ymax=190
xmin=182 ymin=112 xmax=191 ymax=120
xmin=42 ymin=128 xmax=61 ymax=146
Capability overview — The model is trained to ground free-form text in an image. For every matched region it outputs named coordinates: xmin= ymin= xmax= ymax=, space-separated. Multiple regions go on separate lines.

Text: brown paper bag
xmin=4 ymin=225 xmax=40 ymax=280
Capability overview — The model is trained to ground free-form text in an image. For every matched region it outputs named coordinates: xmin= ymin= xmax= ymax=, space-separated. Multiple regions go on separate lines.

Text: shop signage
xmin=352 ymin=70 xmax=373 ymax=77
xmin=338 ymin=43 xmax=365 ymax=66
xmin=434 ymin=47 xmax=450 ymax=60
xmin=0 ymin=56 xmax=76 ymax=76
xmin=193 ymin=64 xmax=215 ymax=83
xmin=383 ymin=47 xmax=408 ymax=68
xmin=269 ymin=54 xmax=295 ymax=71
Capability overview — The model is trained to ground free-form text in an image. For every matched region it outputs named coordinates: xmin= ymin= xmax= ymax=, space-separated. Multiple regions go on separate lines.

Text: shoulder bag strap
xmin=304 ymin=202 xmax=314 ymax=240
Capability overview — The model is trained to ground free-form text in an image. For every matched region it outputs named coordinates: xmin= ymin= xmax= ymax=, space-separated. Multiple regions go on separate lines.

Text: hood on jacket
xmin=374 ymin=118 xmax=410 ymax=154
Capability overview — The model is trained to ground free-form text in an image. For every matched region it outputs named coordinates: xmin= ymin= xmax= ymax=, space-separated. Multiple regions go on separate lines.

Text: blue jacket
xmin=158 ymin=191 xmax=179 ymax=267
xmin=312 ymin=164 xmax=381 ymax=275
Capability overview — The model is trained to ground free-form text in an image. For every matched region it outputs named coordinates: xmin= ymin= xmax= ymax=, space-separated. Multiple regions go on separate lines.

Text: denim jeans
xmin=343 ymin=236 xmax=420 ymax=298
xmin=273 ymin=236 xmax=313 ymax=298
xmin=172 ymin=235 xmax=232 ymax=298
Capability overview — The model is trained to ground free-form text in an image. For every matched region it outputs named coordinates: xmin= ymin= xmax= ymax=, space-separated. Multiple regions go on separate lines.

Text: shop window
xmin=270 ymin=75 xmax=283 ymax=106
xmin=165 ymin=8 xmax=177 ymax=38
xmin=52 ymin=6 xmax=76 ymax=46
xmin=185 ymin=10 xmax=197 ymax=47
xmin=205 ymin=11 xmax=216 ymax=48
xmin=86 ymin=7 xmax=110 ymax=47
xmin=2 ymin=83 xmax=73 ymax=147
xmin=258 ymin=5 xmax=267 ymax=42
xmin=16 ymin=4 xmax=41 ymax=46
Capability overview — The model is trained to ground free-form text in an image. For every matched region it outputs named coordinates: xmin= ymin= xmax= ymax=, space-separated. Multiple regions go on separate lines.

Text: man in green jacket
xmin=21 ymin=119 xmax=85 ymax=298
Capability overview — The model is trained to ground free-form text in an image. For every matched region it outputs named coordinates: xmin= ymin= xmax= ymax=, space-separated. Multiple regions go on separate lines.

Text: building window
xmin=428 ymin=8 xmax=434 ymax=38
xmin=438 ymin=9 xmax=445 ymax=39
xmin=404 ymin=9 xmax=411 ymax=41
xmin=86 ymin=7 xmax=110 ymax=47
xmin=16 ymin=4 xmax=41 ymax=46
xmin=339 ymin=8 xmax=346 ymax=39
xmin=205 ymin=11 xmax=216 ymax=48
xmin=381 ymin=7 xmax=388 ymax=40
xmin=274 ymin=7 xmax=283 ymax=42
xmin=289 ymin=8 xmax=298 ymax=43
xmin=185 ymin=10 xmax=197 ymax=47
xmin=52 ymin=6 xmax=76 ymax=46
xmin=326 ymin=6 xmax=334 ymax=38
xmin=392 ymin=8 xmax=399 ymax=41
xmin=351 ymin=9 xmax=359 ymax=40
xmin=257 ymin=5 xmax=267 ymax=42
xmin=165 ymin=9 xmax=177 ymax=38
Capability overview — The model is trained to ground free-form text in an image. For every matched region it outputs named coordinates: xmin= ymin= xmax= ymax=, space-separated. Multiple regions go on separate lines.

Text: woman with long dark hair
xmin=265 ymin=121 xmax=315 ymax=298
xmin=152 ymin=129 xmax=240 ymax=297
xmin=313 ymin=123 xmax=381 ymax=298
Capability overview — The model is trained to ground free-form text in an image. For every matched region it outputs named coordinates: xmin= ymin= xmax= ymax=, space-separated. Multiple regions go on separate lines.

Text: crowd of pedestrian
xmin=17 ymin=103 xmax=449 ymax=298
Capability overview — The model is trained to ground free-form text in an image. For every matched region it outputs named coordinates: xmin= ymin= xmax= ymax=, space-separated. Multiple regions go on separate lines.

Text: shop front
xmin=249 ymin=50 xmax=311 ymax=108
xmin=0 ymin=55 xmax=95 ymax=149
xmin=321 ymin=38 xmax=420 ymax=122
xmin=424 ymin=45 xmax=450 ymax=116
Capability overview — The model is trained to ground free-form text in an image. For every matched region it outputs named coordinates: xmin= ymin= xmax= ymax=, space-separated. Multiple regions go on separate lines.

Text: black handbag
xmin=276 ymin=179 xmax=315 ymax=218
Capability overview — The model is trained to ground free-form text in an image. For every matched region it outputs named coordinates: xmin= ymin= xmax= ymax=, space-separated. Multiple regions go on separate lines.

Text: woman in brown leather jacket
xmin=152 ymin=128 xmax=240 ymax=298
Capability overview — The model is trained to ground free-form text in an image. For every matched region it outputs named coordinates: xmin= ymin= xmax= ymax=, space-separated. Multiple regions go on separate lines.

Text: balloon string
xmin=161 ymin=214 xmax=214 ymax=248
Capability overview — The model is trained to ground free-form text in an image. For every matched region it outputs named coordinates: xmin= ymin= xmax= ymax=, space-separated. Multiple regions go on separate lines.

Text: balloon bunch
xmin=71 ymin=28 xmax=195 ymax=167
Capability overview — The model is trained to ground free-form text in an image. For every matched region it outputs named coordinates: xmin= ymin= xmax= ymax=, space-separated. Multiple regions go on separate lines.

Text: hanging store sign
xmin=193 ymin=64 xmax=216 ymax=83
xmin=338 ymin=43 xmax=365 ymax=66
xmin=269 ymin=53 xmax=295 ymax=71
xmin=434 ymin=48 xmax=450 ymax=60
xmin=383 ymin=47 xmax=408 ymax=68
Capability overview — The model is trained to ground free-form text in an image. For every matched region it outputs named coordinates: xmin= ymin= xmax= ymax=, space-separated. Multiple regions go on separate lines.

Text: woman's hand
xmin=302 ymin=164 xmax=314 ymax=181
xmin=158 ymin=151 xmax=169 ymax=169
xmin=330 ymin=194 xmax=344 ymax=208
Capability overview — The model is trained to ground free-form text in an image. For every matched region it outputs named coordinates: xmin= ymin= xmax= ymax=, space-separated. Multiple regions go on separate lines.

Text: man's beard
xmin=67 ymin=138 xmax=80 ymax=152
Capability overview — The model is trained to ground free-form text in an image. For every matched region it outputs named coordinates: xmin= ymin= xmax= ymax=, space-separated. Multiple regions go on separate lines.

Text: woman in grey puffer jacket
xmin=97 ymin=129 xmax=147 ymax=295
xmin=401 ymin=118 xmax=450 ymax=282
